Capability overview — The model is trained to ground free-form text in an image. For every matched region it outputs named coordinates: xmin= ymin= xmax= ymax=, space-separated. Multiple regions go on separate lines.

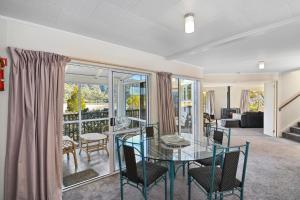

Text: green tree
xmin=126 ymin=95 xmax=140 ymax=109
xmin=67 ymin=85 xmax=86 ymax=112
xmin=64 ymin=83 xmax=74 ymax=102
xmin=248 ymin=90 xmax=264 ymax=111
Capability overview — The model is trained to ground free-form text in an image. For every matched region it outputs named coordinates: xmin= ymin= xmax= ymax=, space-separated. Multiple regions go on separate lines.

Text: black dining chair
xmin=196 ymin=130 xmax=224 ymax=166
xmin=144 ymin=123 xmax=159 ymax=138
xmin=141 ymin=123 xmax=160 ymax=163
xmin=203 ymin=112 xmax=213 ymax=136
xmin=188 ymin=142 xmax=250 ymax=200
xmin=116 ymin=135 xmax=168 ymax=200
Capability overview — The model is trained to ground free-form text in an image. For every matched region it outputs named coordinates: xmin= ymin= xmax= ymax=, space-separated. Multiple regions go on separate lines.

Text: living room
xmin=203 ymin=73 xmax=278 ymax=136
xmin=204 ymin=84 xmax=264 ymax=126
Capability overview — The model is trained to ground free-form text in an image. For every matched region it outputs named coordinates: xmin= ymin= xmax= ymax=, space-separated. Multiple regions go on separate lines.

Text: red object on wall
xmin=0 ymin=80 xmax=4 ymax=91
xmin=0 ymin=69 xmax=3 ymax=79
xmin=0 ymin=57 xmax=6 ymax=91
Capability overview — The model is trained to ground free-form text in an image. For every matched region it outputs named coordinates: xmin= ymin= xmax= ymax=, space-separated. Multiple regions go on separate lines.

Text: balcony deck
xmin=63 ymin=147 xmax=109 ymax=187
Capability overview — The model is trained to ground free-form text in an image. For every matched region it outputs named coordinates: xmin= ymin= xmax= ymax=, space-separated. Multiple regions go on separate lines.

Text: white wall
xmin=2 ymin=16 xmax=203 ymax=79
xmin=264 ymin=81 xmax=277 ymax=136
xmin=0 ymin=16 xmax=204 ymax=200
xmin=278 ymin=69 xmax=300 ymax=135
xmin=203 ymin=73 xmax=276 ymax=86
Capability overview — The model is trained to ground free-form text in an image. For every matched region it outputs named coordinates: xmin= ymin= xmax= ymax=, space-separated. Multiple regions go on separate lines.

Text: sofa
xmin=240 ymin=112 xmax=264 ymax=128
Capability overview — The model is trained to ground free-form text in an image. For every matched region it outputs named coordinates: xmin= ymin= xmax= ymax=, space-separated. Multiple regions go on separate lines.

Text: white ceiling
xmin=1 ymin=0 xmax=300 ymax=73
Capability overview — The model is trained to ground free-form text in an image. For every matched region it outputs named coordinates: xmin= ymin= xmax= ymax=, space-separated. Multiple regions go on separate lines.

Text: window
xmin=80 ymin=83 xmax=109 ymax=134
xmin=172 ymin=78 xmax=179 ymax=131
xmin=63 ymin=83 xmax=80 ymax=141
xmin=63 ymin=82 xmax=109 ymax=141
xmin=113 ymin=72 xmax=148 ymax=130
xmin=248 ymin=90 xmax=264 ymax=112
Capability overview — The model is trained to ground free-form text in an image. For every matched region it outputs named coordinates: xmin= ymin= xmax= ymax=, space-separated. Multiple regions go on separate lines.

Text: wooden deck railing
xmin=63 ymin=109 xmax=144 ymax=141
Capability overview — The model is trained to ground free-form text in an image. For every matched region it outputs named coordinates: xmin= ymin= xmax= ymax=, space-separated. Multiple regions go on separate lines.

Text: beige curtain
xmin=157 ymin=72 xmax=177 ymax=134
xmin=240 ymin=90 xmax=250 ymax=113
xmin=205 ymin=90 xmax=215 ymax=115
xmin=4 ymin=48 xmax=70 ymax=200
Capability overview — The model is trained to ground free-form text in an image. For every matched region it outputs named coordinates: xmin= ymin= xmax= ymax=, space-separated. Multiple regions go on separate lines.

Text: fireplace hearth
xmin=221 ymin=86 xmax=240 ymax=119
xmin=221 ymin=108 xmax=240 ymax=119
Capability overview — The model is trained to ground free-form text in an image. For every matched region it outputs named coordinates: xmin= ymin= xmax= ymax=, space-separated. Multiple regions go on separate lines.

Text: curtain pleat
xmin=4 ymin=47 xmax=70 ymax=200
xmin=156 ymin=72 xmax=177 ymax=134
xmin=240 ymin=90 xmax=250 ymax=113
xmin=205 ymin=90 xmax=215 ymax=115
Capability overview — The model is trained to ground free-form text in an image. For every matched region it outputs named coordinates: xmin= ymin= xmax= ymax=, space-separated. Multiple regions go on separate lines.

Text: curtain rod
xmin=69 ymin=56 xmax=202 ymax=80
xmin=69 ymin=56 xmax=158 ymax=74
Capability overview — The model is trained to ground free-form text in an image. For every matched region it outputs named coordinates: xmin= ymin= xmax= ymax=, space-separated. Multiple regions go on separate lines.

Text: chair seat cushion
xmin=122 ymin=161 xmax=168 ymax=186
xmin=196 ymin=156 xmax=222 ymax=166
xmin=188 ymin=166 xmax=241 ymax=192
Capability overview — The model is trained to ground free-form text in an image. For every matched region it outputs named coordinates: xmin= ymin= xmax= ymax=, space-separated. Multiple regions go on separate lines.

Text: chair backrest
xmin=213 ymin=130 xmax=224 ymax=144
xmin=219 ymin=151 xmax=240 ymax=191
xmin=143 ymin=123 xmax=159 ymax=138
xmin=146 ymin=126 xmax=154 ymax=138
xmin=203 ymin=112 xmax=211 ymax=123
xmin=123 ymin=145 xmax=139 ymax=183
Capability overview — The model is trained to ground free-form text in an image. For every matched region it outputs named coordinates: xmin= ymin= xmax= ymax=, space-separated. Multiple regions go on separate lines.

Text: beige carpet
xmin=63 ymin=128 xmax=300 ymax=200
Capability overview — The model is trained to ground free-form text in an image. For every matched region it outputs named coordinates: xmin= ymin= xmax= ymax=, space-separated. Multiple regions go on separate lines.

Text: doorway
xmin=62 ymin=63 xmax=149 ymax=188
xmin=172 ymin=77 xmax=198 ymax=140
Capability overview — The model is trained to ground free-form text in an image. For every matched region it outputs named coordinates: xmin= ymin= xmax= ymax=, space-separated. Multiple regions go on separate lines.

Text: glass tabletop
xmin=120 ymin=133 xmax=223 ymax=162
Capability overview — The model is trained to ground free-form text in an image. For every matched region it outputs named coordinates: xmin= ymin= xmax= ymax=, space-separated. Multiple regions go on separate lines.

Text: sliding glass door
xmin=111 ymin=71 xmax=149 ymax=170
xmin=63 ymin=65 xmax=110 ymax=188
xmin=62 ymin=64 xmax=149 ymax=188
xmin=172 ymin=77 xmax=198 ymax=139
xmin=112 ymin=71 xmax=148 ymax=132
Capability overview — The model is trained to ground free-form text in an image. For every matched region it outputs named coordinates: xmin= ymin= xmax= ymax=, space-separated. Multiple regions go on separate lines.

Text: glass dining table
xmin=121 ymin=133 xmax=223 ymax=200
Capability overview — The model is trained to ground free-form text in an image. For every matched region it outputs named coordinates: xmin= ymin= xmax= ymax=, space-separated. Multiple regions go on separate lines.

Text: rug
xmin=63 ymin=168 xmax=99 ymax=187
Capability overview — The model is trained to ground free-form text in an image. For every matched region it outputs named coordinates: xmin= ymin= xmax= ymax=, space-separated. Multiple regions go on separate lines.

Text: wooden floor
xmin=63 ymin=147 xmax=110 ymax=181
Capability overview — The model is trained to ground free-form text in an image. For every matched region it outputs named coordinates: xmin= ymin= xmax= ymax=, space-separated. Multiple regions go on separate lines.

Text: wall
xmin=2 ymin=16 xmax=203 ymax=78
xmin=0 ymin=16 xmax=204 ymax=200
xmin=203 ymin=85 xmax=264 ymax=119
xmin=278 ymin=69 xmax=300 ymax=135
xmin=0 ymin=18 xmax=8 ymax=200
xmin=264 ymin=81 xmax=277 ymax=136
xmin=203 ymin=73 xmax=276 ymax=86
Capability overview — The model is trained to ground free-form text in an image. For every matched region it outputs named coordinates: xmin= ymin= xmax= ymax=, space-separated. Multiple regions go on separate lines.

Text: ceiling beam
xmin=166 ymin=15 xmax=300 ymax=60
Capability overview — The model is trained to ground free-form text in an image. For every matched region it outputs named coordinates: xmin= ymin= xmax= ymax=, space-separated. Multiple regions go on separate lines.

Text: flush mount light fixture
xmin=258 ymin=61 xmax=265 ymax=70
xmin=185 ymin=13 xmax=194 ymax=33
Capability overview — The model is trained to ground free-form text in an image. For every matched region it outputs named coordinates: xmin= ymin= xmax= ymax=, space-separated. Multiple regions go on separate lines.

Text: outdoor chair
xmin=63 ymin=136 xmax=78 ymax=170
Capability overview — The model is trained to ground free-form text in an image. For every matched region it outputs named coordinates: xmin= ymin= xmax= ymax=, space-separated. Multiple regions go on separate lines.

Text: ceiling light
xmin=258 ymin=61 xmax=265 ymax=70
xmin=185 ymin=13 xmax=194 ymax=34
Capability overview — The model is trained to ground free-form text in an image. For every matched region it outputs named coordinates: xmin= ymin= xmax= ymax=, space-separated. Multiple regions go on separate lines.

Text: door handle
xmin=110 ymin=118 xmax=115 ymax=126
